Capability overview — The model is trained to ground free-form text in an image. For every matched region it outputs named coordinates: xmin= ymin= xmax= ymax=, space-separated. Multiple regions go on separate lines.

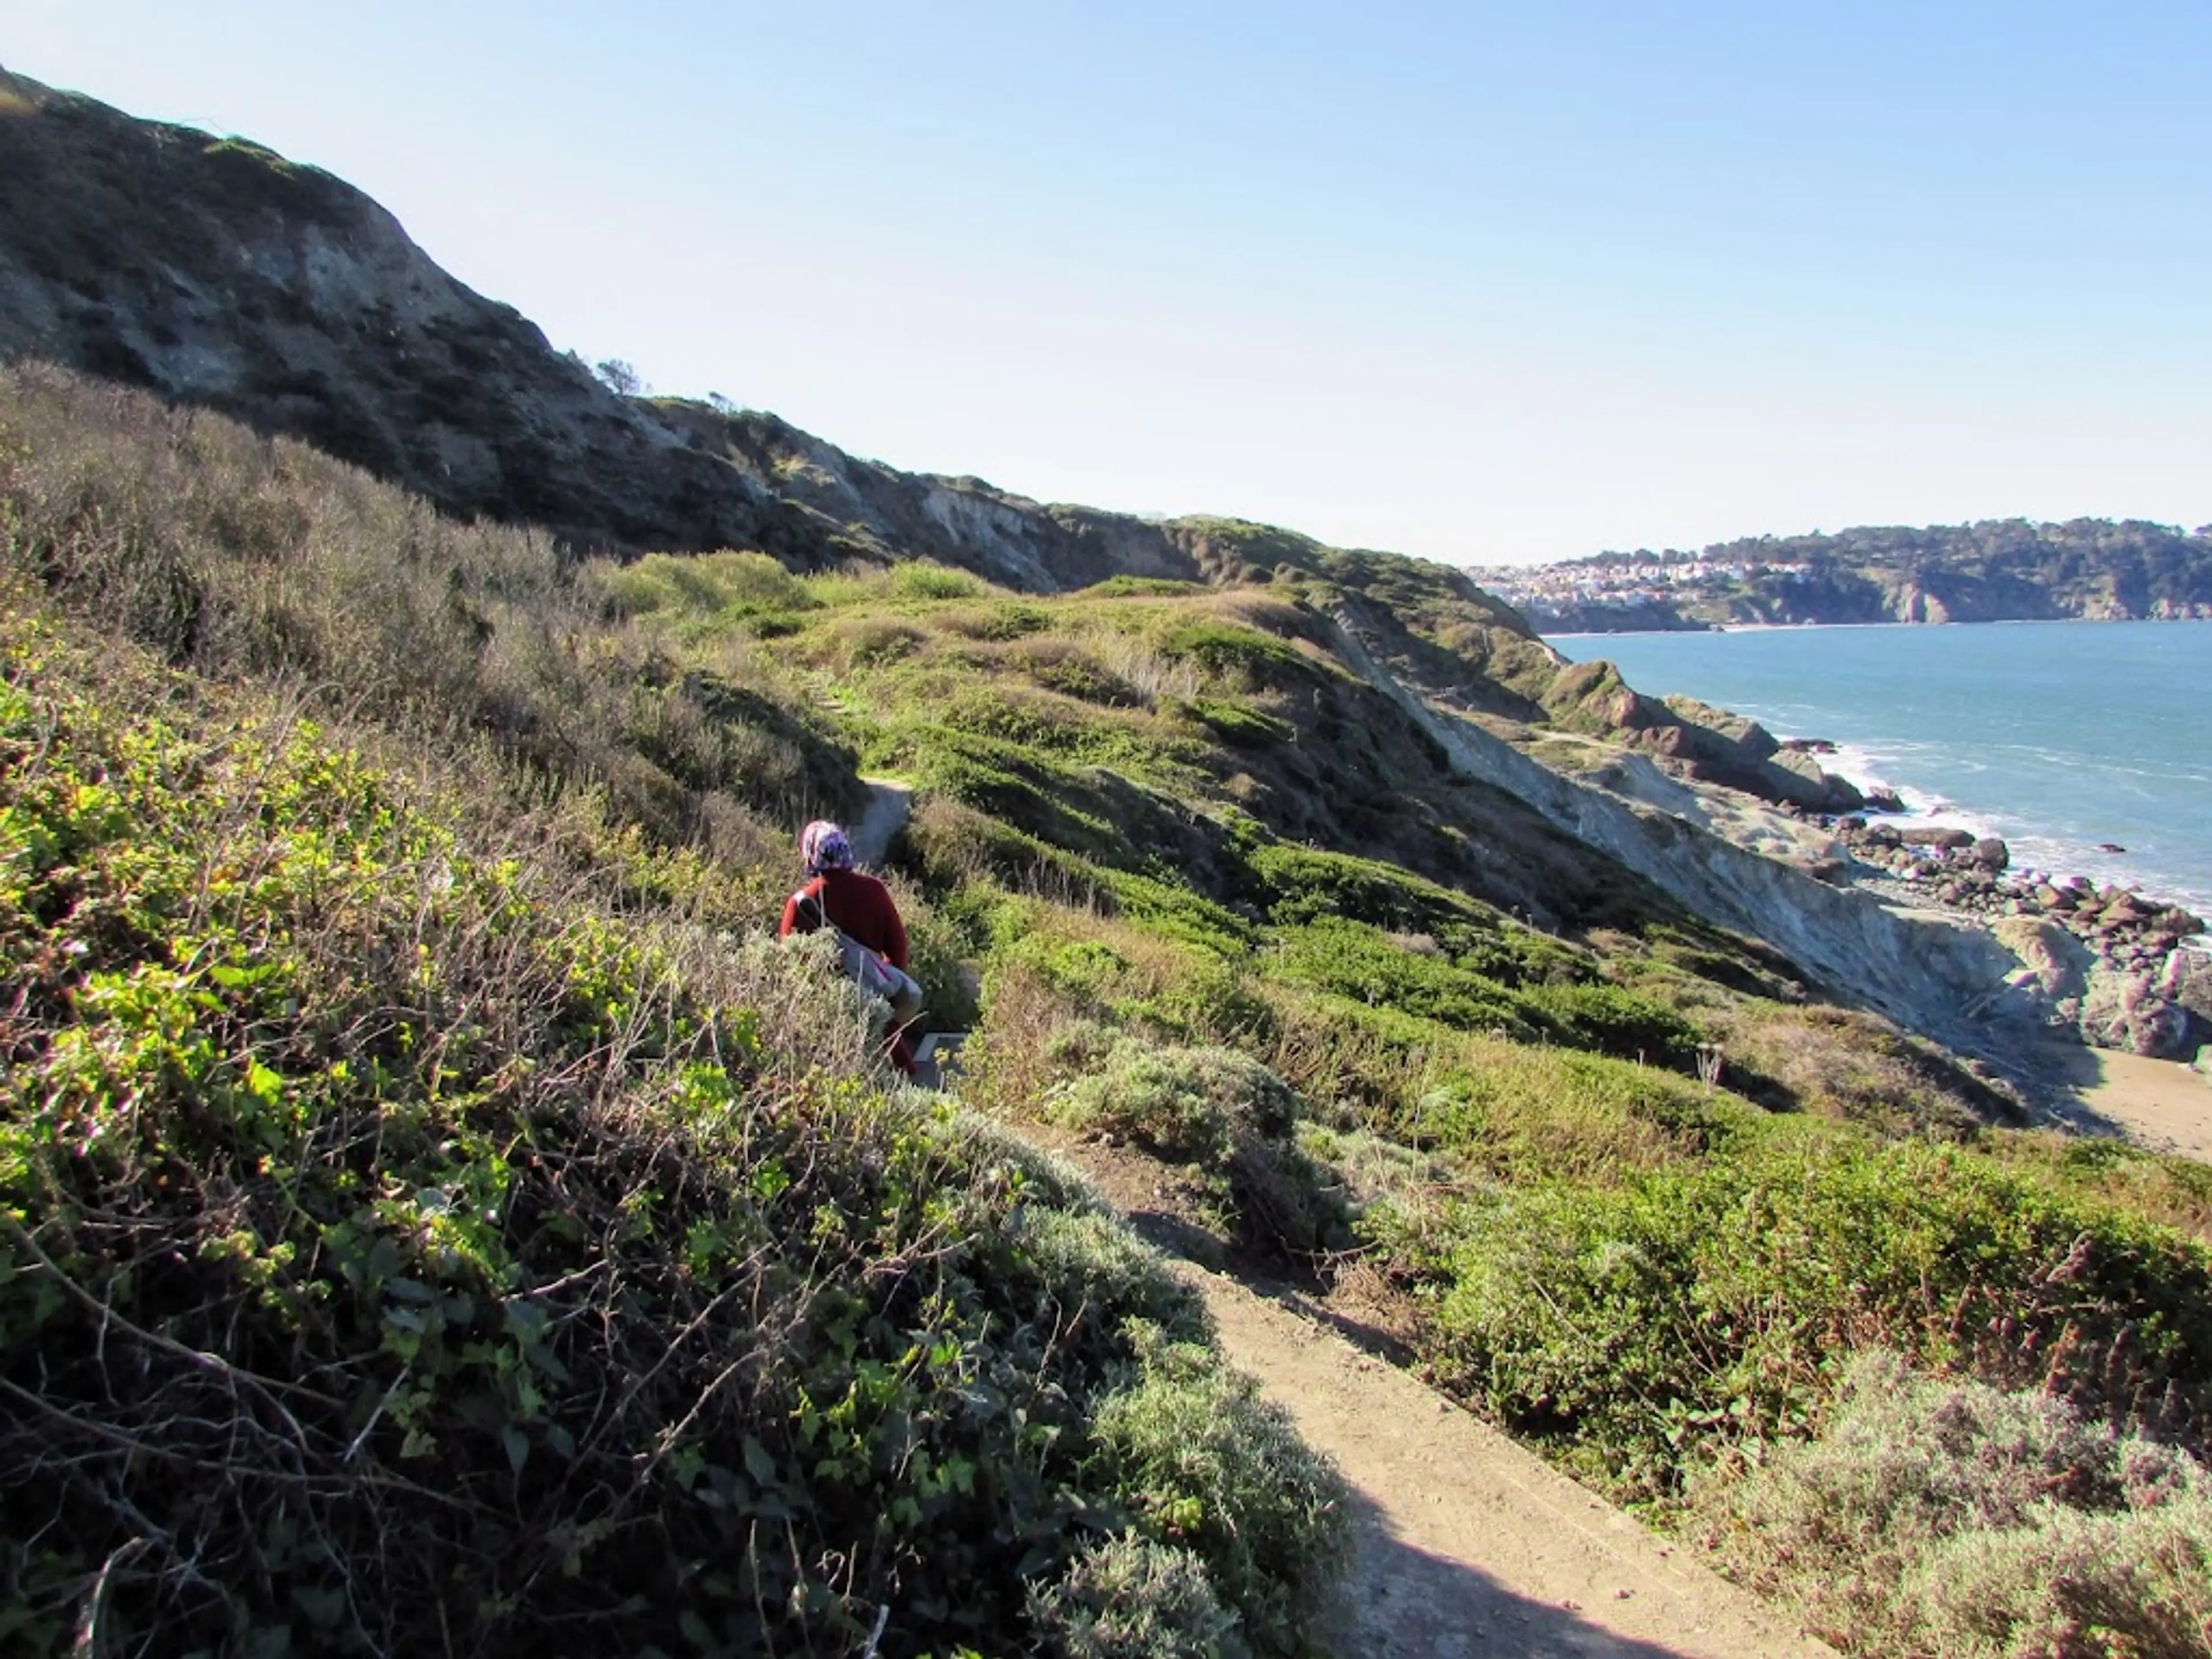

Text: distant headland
xmin=1472 ymin=520 xmax=2212 ymax=632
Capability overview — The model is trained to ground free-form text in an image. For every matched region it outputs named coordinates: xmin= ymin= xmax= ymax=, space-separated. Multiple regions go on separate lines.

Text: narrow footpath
xmin=864 ymin=772 xmax=1831 ymax=1656
xmin=1025 ymin=1134 xmax=1835 ymax=1659
xmin=1192 ymin=1264 xmax=1832 ymax=1659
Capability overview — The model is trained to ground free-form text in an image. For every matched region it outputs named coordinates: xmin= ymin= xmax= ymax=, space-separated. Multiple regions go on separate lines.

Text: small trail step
xmin=911 ymin=1032 xmax=965 ymax=1093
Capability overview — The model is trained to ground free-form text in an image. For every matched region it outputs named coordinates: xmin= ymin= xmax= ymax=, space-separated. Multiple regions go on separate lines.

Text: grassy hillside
xmin=0 ymin=388 xmax=1347 ymax=1654
xmin=7 ymin=365 xmax=2212 ymax=1656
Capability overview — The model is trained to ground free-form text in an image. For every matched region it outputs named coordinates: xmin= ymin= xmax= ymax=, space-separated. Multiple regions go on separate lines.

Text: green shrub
xmin=1110 ymin=953 xmax=1281 ymax=1049
xmin=1041 ymin=1036 xmax=1346 ymax=1259
xmin=1022 ymin=643 xmax=1147 ymax=707
xmin=1044 ymin=1039 xmax=1301 ymax=1164
xmin=888 ymin=560 xmax=984 ymax=600
xmin=940 ymin=600 xmax=1051 ymax=641
xmin=1272 ymin=918 xmax=1536 ymax=1040
xmin=900 ymin=897 xmax=985 ymax=1032
xmin=591 ymin=548 xmax=815 ymax=622
xmin=1026 ymin=1535 xmax=1247 ymax=1659
xmin=1156 ymin=620 xmax=1309 ymax=687
xmin=1241 ymin=842 xmax=1475 ymax=932
xmin=1697 ymin=1353 xmax=2212 ymax=1657
xmin=903 ymin=729 xmax=1127 ymax=862
xmin=1089 ymin=1323 xmax=1350 ymax=1656
xmin=1410 ymin=1048 xmax=1766 ymax=1179
xmin=0 ymin=601 xmax=1334 ymax=1657
xmin=1423 ymin=1141 xmax=2212 ymax=1502
xmin=1179 ymin=696 xmax=1295 ymax=748
xmin=1010 ymin=1205 xmax=1211 ymax=1349
xmin=1091 ymin=868 xmax=1255 ymax=956
xmin=1522 ymin=979 xmax=1705 ymax=1065
xmin=829 ymin=613 xmax=926 ymax=668
xmin=1080 ymin=575 xmax=1202 ymax=599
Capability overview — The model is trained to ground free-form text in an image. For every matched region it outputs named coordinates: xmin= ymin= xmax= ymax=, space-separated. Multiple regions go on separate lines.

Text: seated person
xmin=778 ymin=820 xmax=921 ymax=1075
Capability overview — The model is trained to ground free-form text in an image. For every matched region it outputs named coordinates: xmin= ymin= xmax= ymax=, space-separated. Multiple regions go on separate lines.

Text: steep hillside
xmin=8 ymin=69 xmax=2212 ymax=1656
xmin=9 ymin=363 xmax=2212 ymax=1658
xmin=1480 ymin=518 xmax=2212 ymax=631
xmin=0 ymin=65 xmax=1876 ymax=823
xmin=0 ymin=587 xmax=1354 ymax=1654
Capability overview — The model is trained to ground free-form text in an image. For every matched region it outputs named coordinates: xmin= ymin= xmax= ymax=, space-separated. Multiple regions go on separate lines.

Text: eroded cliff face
xmin=0 ymin=69 xmax=1211 ymax=589
xmin=0 ymin=69 xmax=799 ymax=552
xmin=1326 ymin=616 xmax=2122 ymax=1078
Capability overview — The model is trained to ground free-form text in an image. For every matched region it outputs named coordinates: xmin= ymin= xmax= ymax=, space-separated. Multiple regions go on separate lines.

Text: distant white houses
xmin=1467 ymin=556 xmax=1809 ymax=613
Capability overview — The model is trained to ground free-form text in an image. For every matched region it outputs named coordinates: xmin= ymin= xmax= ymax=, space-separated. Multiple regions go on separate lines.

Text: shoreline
xmin=1808 ymin=740 xmax=2212 ymax=920
xmin=1550 ymin=620 xmax=2212 ymax=917
xmin=1829 ymin=840 xmax=2211 ymax=1152
xmin=2055 ymin=1044 xmax=2212 ymax=1163
xmin=1542 ymin=615 xmax=2212 ymax=641
xmin=1619 ymin=759 xmax=2212 ymax=1152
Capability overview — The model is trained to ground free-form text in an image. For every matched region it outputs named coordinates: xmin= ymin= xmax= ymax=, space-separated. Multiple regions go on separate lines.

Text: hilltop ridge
xmin=0 ymin=65 xmax=1878 ymax=816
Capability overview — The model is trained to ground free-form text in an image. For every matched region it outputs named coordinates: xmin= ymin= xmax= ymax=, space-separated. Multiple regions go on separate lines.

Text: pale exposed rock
xmin=2079 ymin=966 xmax=2198 ymax=1060
xmin=1335 ymin=624 xmax=2029 ymax=1063
xmin=1988 ymin=916 xmax=2092 ymax=1017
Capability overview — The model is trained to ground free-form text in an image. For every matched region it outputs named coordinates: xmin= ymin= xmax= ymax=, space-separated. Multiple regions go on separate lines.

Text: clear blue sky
xmin=8 ymin=2 xmax=2209 ymax=563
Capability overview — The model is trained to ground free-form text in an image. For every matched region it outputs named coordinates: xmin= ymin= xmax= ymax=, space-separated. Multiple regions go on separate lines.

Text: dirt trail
xmin=1191 ymin=1265 xmax=1833 ymax=1659
xmin=848 ymin=777 xmax=912 ymax=869
xmin=1022 ymin=1132 xmax=1832 ymax=1659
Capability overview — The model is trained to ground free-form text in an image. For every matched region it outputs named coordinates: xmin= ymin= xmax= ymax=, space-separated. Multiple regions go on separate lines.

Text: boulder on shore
xmin=2078 ymin=965 xmax=2198 ymax=1060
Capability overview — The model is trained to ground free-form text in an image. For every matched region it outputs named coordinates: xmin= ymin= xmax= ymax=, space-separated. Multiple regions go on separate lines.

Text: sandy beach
xmin=2059 ymin=1044 xmax=2212 ymax=1162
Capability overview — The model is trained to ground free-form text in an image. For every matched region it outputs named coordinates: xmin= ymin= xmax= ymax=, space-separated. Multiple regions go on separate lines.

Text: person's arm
xmin=881 ymin=887 xmax=910 ymax=972
xmin=778 ymin=889 xmax=803 ymax=937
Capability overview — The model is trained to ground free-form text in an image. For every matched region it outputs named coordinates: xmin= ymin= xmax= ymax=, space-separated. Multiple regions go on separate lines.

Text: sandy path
xmin=848 ymin=777 xmax=912 ymax=869
xmin=2057 ymin=1043 xmax=2212 ymax=1161
xmin=1185 ymin=1265 xmax=1834 ymax=1659
xmin=1019 ymin=1129 xmax=1832 ymax=1659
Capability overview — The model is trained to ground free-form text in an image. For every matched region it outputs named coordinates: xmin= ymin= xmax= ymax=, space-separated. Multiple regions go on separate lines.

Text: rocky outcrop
xmin=1540 ymin=664 xmax=1865 ymax=815
xmin=0 ymin=69 xmax=812 ymax=556
xmin=1825 ymin=819 xmax=2209 ymax=1059
xmin=1330 ymin=619 xmax=2037 ymax=1067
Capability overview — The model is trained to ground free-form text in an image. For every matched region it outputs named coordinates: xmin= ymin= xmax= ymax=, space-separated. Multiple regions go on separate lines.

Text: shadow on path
xmin=1330 ymin=1488 xmax=1755 ymax=1659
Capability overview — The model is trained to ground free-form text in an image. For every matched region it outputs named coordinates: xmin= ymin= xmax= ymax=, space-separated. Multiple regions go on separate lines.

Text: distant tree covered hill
xmin=1477 ymin=519 xmax=2212 ymax=631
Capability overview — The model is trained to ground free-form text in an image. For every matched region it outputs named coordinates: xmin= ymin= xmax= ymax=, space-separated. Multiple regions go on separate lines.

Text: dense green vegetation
xmin=8 ymin=363 xmax=2212 ymax=1657
xmin=1695 ymin=1353 xmax=2211 ymax=1656
xmin=0 ymin=381 xmax=1347 ymax=1654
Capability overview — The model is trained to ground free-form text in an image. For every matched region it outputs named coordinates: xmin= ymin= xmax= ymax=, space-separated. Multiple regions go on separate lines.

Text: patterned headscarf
xmin=800 ymin=820 xmax=853 ymax=873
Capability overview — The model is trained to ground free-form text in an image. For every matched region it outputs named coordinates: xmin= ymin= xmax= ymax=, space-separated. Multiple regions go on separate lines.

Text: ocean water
xmin=1553 ymin=620 xmax=2212 ymax=918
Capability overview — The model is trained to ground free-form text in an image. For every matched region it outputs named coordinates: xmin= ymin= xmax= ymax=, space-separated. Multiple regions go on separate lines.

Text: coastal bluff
xmin=1476 ymin=521 xmax=2212 ymax=632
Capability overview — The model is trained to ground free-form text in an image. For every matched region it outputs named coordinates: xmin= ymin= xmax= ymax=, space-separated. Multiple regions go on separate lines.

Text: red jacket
xmin=779 ymin=869 xmax=909 ymax=971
